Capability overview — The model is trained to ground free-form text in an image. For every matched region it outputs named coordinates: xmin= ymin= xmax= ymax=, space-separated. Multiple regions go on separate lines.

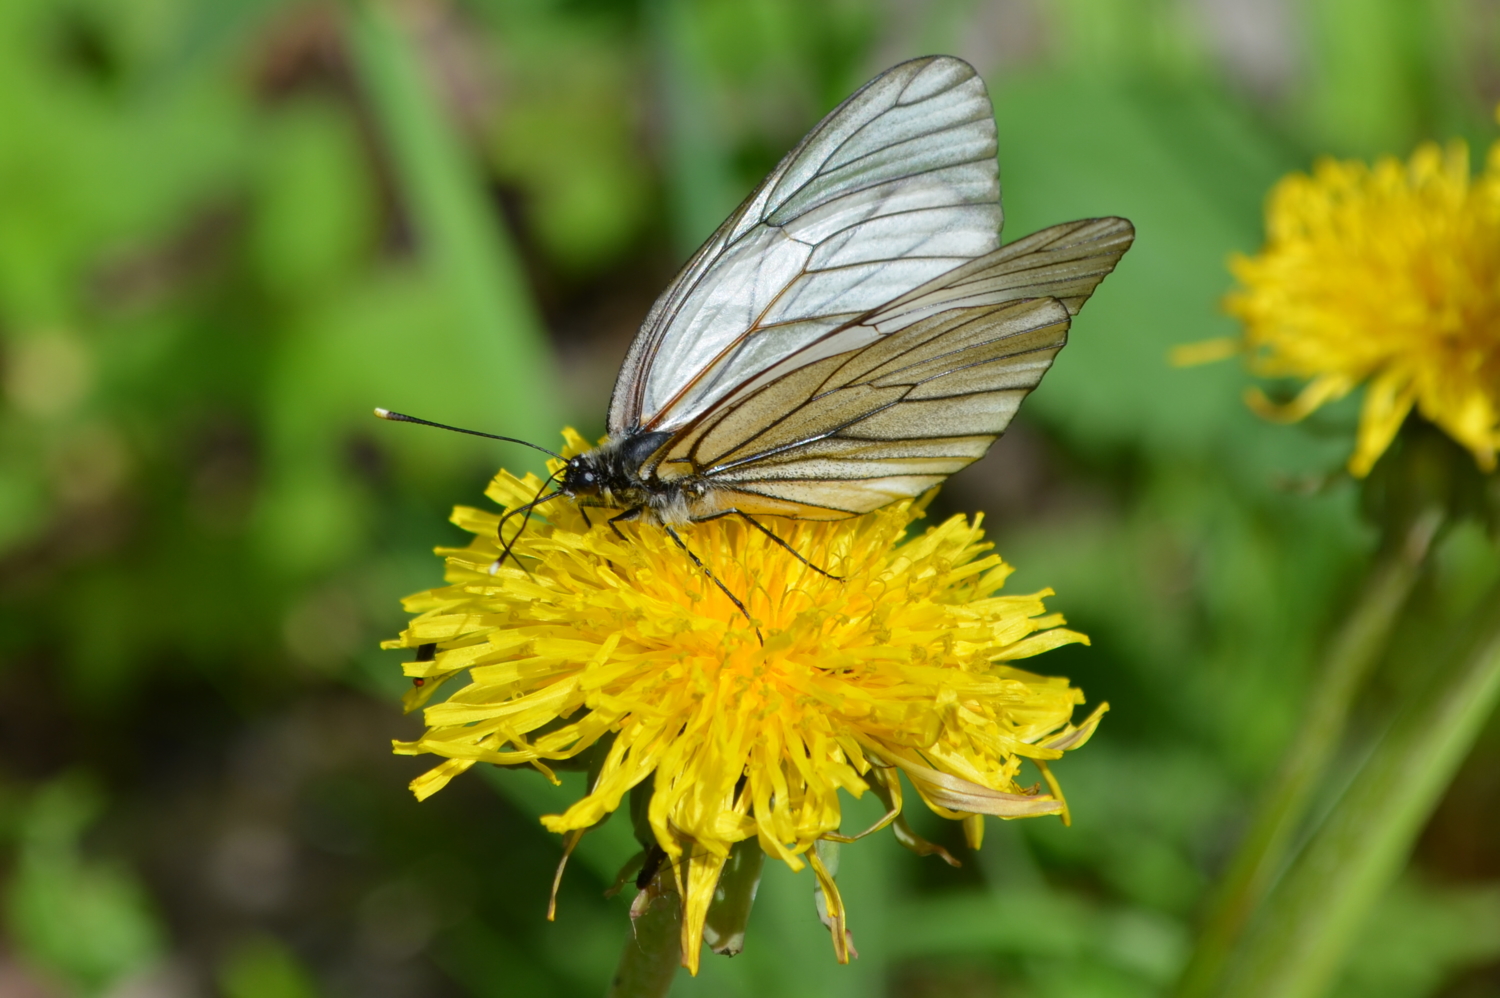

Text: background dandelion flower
xmin=386 ymin=430 xmax=1105 ymax=971
xmin=1226 ymin=139 xmax=1500 ymax=476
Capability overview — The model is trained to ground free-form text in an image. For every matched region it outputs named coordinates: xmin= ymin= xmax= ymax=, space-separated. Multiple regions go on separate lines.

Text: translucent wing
xmin=686 ymin=217 xmax=1135 ymax=419
xmin=609 ymin=56 xmax=1002 ymax=436
xmin=868 ymin=216 xmax=1137 ymax=330
xmin=644 ymin=217 xmax=1135 ymax=518
xmin=651 ymin=299 xmax=1068 ymax=518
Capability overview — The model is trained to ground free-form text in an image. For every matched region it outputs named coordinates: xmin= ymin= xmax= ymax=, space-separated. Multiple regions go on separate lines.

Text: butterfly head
xmin=560 ymin=454 xmax=605 ymax=499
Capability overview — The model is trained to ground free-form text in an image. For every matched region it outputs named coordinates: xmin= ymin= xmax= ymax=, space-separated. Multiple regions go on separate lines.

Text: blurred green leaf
xmin=479 ymin=766 xmax=638 ymax=886
xmin=1047 ymin=0 xmax=1204 ymax=80
xmin=989 ymin=73 xmax=1303 ymax=469
xmin=1336 ymin=877 xmax=1500 ymax=998
xmin=0 ymin=0 xmax=246 ymax=327
xmin=1301 ymin=0 xmax=1428 ymax=155
xmin=487 ymin=32 xmax=651 ymax=271
xmin=220 ymin=935 xmax=322 ymax=998
xmin=250 ymin=96 xmax=376 ymax=300
xmin=4 ymin=775 xmax=164 ymax=997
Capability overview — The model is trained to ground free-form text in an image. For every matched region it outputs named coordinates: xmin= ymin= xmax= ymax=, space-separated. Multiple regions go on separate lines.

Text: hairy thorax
xmin=561 ymin=431 xmax=714 ymax=526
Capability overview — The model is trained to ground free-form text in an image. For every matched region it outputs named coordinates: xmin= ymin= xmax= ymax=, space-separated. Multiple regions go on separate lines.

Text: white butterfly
xmin=381 ymin=56 xmax=1132 ymax=612
xmin=562 ymin=57 xmax=1131 ymax=531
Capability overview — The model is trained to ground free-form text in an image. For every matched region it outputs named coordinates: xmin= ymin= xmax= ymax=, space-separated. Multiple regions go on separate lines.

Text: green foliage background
xmin=1 ymin=0 xmax=1498 ymax=996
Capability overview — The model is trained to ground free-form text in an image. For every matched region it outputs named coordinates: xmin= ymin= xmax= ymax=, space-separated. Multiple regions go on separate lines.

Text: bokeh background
xmin=3 ymin=0 xmax=1500 ymax=996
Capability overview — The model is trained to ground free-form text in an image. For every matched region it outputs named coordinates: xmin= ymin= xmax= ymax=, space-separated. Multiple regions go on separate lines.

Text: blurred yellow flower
xmin=1225 ymin=140 xmax=1500 ymax=476
xmin=386 ymin=429 xmax=1104 ymax=972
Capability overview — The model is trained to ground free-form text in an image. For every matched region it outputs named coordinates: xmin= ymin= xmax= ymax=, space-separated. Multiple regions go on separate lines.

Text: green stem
xmin=1174 ymin=507 xmax=1443 ymax=998
xmin=607 ymin=866 xmax=682 ymax=998
xmin=1218 ymin=574 xmax=1500 ymax=998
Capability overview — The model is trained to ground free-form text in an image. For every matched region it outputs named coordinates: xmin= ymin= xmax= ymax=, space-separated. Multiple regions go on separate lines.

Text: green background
xmin=1 ymin=0 xmax=1498 ymax=996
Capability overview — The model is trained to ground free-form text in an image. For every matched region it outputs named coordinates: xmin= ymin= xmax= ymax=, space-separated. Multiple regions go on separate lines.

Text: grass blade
xmin=1218 ymin=578 xmax=1500 ymax=998
xmin=347 ymin=0 xmax=559 ymax=459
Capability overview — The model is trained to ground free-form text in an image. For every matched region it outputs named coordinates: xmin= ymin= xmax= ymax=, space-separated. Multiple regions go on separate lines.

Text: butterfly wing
xmin=608 ymin=56 xmax=1003 ymax=436
xmin=645 ymin=218 xmax=1135 ymax=518
xmin=678 ymin=298 xmax=1071 ymax=518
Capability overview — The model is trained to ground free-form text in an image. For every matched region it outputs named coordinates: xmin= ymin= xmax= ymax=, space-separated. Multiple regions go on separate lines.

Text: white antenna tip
xmin=373 ymin=407 xmax=392 ymax=419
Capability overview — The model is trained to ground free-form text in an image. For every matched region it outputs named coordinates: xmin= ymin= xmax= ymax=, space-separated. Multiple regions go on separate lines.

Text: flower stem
xmin=1174 ymin=506 xmax=1443 ymax=998
xmin=607 ymin=871 xmax=682 ymax=998
xmin=1218 ymin=573 xmax=1500 ymax=998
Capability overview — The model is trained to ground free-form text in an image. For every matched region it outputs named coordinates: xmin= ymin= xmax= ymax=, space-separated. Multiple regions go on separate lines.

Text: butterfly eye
xmin=583 ymin=472 xmax=596 ymax=484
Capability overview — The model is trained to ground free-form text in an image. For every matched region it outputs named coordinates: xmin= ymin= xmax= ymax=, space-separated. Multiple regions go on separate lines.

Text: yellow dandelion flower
xmin=1225 ymin=139 xmax=1500 ymax=476
xmin=385 ymin=429 xmax=1105 ymax=973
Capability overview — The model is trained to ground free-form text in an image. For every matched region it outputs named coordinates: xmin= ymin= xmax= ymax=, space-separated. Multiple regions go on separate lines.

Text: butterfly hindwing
xmin=869 ymin=216 xmax=1137 ymax=331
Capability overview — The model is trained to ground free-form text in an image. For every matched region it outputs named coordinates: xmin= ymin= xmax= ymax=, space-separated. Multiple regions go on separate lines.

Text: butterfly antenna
xmin=490 ymin=469 xmax=566 ymax=575
xmin=374 ymin=408 xmax=563 ymax=460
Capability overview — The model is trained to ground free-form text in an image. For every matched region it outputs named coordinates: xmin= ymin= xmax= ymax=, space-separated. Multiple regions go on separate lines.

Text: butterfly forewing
xmin=609 ymin=56 xmax=1004 ymax=436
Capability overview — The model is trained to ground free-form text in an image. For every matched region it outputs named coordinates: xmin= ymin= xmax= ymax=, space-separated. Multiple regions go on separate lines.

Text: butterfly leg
xmin=691 ymin=509 xmax=844 ymax=581
xmin=661 ymin=523 xmax=762 ymax=644
xmin=607 ymin=506 xmax=642 ymax=542
xmin=490 ymin=470 xmax=565 ymax=576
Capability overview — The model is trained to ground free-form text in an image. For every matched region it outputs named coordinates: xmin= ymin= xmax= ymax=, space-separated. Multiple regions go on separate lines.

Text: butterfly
xmin=382 ymin=55 xmax=1132 ymax=618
